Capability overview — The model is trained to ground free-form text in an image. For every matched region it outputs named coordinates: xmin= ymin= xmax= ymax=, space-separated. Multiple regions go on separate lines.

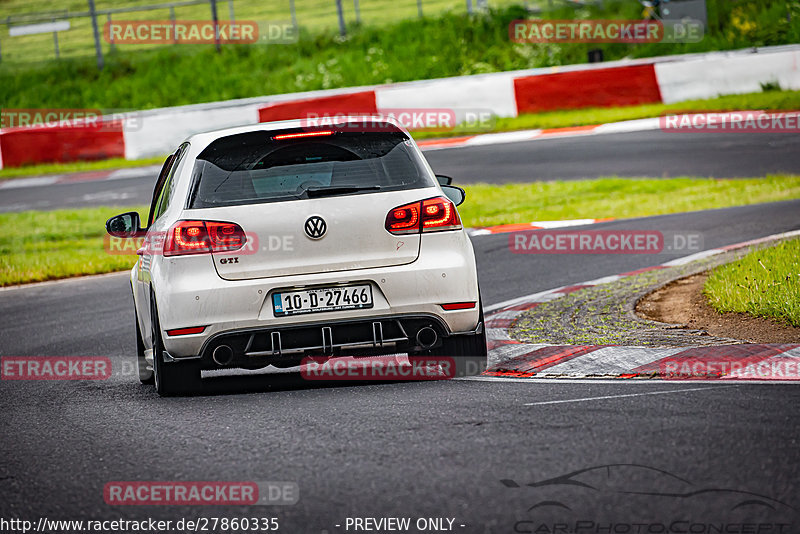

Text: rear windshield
xmin=187 ymin=130 xmax=435 ymax=208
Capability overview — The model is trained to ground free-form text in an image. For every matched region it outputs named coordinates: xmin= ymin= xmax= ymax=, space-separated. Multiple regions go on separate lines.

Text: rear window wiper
xmin=304 ymin=185 xmax=381 ymax=198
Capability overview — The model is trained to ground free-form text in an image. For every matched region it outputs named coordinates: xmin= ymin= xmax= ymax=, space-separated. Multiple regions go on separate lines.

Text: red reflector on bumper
xmin=166 ymin=326 xmax=207 ymax=336
xmin=440 ymin=302 xmax=476 ymax=311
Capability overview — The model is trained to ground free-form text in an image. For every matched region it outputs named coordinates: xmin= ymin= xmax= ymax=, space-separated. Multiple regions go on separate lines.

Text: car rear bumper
xmin=195 ymin=313 xmax=483 ymax=370
xmin=153 ymin=231 xmax=480 ymax=359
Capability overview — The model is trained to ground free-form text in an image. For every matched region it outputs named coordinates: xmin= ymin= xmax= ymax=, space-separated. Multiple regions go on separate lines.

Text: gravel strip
xmin=509 ymin=249 xmax=759 ymax=347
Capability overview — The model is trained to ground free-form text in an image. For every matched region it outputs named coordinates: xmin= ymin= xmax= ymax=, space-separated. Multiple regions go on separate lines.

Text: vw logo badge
xmin=304 ymin=216 xmax=327 ymax=239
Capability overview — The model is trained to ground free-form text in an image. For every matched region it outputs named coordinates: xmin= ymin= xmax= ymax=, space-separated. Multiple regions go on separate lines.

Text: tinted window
xmin=187 ymin=130 xmax=435 ymax=208
xmin=153 ymin=143 xmax=188 ymax=222
xmin=148 ymin=153 xmax=176 ymax=226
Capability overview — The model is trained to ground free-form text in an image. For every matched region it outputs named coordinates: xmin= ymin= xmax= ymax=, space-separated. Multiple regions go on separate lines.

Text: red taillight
xmin=207 ymin=222 xmax=246 ymax=251
xmin=385 ymin=197 xmax=461 ymax=235
xmin=441 ymin=302 xmax=476 ymax=311
xmin=166 ymin=326 xmax=207 ymax=336
xmin=421 ymin=197 xmax=461 ymax=232
xmin=386 ymin=203 xmax=421 ymax=235
xmin=273 ymin=130 xmax=334 ymax=141
xmin=164 ymin=220 xmax=246 ymax=257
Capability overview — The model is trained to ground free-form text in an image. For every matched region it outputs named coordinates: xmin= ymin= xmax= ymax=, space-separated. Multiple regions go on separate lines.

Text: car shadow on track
xmin=192 ymin=373 xmax=418 ymax=397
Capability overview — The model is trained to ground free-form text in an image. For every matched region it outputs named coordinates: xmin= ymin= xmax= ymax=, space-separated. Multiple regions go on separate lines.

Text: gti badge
xmin=304 ymin=216 xmax=327 ymax=239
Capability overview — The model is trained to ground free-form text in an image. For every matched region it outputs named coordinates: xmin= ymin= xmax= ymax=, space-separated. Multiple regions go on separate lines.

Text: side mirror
xmin=106 ymin=211 xmax=143 ymax=238
xmin=441 ymin=185 xmax=466 ymax=206
xmin=435 ymin=174 xmax=453 ymax=186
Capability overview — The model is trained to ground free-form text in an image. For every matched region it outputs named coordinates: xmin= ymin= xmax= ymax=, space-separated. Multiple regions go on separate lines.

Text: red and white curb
xmin=417 ymin=120 xmax=655 ymax=151
xmin=467 ymin=218 xmax=613 ymax=237
xmin=417 ymin=110 xmax=799 ymax=152
xmin=480 ymin=229 xmax=800 ymax=381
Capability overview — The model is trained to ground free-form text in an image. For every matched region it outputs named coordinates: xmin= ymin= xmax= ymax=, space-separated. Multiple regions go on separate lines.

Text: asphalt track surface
xmin=1 ymin=133 xmax=800 ymax=531
xmin=2 ymin=130 xmax=800 ymax=212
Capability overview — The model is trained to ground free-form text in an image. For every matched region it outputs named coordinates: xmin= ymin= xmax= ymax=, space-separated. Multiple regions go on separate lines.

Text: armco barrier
xmin=513 ymin=64 xmax=662 ymax=113
xmin=2 ymin=45 xmax=799 ymax=169
xmin=0 ymin=123 xmax=124 ymax=168
xmin=258 ymin=90 xmax=377 ymax=122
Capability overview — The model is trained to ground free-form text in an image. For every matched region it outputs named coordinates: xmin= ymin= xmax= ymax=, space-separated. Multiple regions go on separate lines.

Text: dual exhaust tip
xmin=212 ymin=344 xmax=233 ymax=366
xmin=416 ymin=326 xmax=438 ymax=349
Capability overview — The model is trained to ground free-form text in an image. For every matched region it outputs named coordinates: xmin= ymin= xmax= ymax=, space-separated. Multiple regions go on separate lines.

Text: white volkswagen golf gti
xmin=106 ymin=117 xmax=486 ymax=395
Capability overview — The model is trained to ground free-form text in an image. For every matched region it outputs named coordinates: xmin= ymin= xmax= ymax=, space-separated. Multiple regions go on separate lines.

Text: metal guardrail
xmin=0 ymin=0 xmax=558 ymax=67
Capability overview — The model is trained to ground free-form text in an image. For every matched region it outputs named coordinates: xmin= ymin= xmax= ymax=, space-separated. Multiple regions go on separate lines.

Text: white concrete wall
xmin=655 ymin=48 xmax=800 ymax=103
xmin=375 ymin=72 xmax=519 ymax=122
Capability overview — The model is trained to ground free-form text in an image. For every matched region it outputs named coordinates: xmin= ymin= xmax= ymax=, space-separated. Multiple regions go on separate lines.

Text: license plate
xmin=272 ymin=284 xmax=373 ymax=316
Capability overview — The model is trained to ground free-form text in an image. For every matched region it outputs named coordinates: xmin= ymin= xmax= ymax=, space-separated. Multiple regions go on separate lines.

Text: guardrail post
xmin=335 ymin=0 xmax=346 ymax=37
xmin=107 ymin=13 xmax=115 ymax=51
xmin=52 ymin=20 xmax=60 ymax=59
xmin=289 ymin=0 xmax=298 ymax=28
xmin=353 ymin=0 xmax=361 ymax=24
xmin=87 ymin=0 xmax=104 ymax=70
xmin=170 ymin=6 xmax=177 ymax=44
xmin=210 ymin=0 xmax=221 ymax=52
xmin=417 ymin=0 xmax=423 ymax=18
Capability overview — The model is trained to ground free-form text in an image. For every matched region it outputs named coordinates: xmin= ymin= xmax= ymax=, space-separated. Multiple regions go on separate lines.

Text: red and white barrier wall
xmin=1 ymin=45 xmax=798 ymax=169
xmin=0 ymin=122 xmax=125 ymax=169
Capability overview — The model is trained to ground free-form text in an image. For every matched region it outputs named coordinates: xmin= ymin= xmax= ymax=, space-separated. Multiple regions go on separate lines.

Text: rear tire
xmin=151 ymin=295 xmax=201 ymax=397
xmin=411 ymin=303 xmax=488 ymax=378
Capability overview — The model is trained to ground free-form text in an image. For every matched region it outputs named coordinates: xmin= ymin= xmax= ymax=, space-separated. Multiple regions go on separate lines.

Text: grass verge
xmin=0 ymin=206 xmax=146 ymax=286
xmin=704 ymin=238 xmax=800 ymax=327
xmin=3 ymin=176 xmax=800 ymax=286
xmin=458 ymin=175 xmax=800 ymax=227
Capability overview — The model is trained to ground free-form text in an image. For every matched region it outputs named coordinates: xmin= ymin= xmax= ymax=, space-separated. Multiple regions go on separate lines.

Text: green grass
xmin=3 ymin=175 xmax=800 ymax=286
xmin=458 ymin=175 xmax=800 ymax=227
xmin=0 ymin=156 xmax=166 ymax=180
xmin=705 ymin=238 xmax=800 ymax=327
xmin=0 ymin=0 xmax=533 ymax=64
xmin=0 ymin=205 xmax=147 ymax=286
xmin=2 ymin=1 xmax=798 ymax=109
